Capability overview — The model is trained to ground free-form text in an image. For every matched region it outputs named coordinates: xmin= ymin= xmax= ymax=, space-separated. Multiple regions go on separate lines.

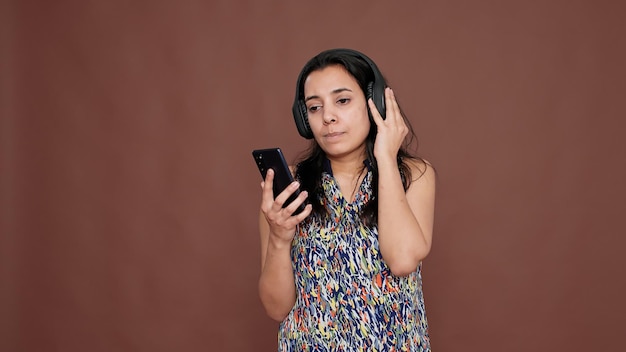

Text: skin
xmin=258 ymin=65 xmax=436 ymax=321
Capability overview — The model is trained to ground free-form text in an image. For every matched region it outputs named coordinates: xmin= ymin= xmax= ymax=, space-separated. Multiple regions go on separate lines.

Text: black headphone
xmin=292 ymin=48 xmax=387 ymax=139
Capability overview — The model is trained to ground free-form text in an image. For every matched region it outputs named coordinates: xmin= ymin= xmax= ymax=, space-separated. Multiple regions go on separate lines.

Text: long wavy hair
xmin=293 ymin=49 xmax=426 ymax=227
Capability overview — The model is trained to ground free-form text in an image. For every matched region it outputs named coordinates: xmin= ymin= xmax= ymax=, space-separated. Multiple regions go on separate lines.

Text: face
xmin=303 ymin=65 xmax=371 ymax=159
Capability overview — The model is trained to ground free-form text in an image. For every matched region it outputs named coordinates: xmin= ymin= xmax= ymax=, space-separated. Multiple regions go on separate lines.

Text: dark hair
xmin=293 ymin=48 xmax=426 ymax=226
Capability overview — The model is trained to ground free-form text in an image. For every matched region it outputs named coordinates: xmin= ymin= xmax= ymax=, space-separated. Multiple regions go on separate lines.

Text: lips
xmin=325 ymin=132 xmax=344 ymax=138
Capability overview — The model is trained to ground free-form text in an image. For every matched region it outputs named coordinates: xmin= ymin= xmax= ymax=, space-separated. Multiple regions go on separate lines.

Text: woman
xmin=258 ymin=48 xmax=436 ymax=351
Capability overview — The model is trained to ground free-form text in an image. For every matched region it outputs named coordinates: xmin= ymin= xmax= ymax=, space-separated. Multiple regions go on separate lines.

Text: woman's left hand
xmin=368 ymin=87 xmax=408 ymax=161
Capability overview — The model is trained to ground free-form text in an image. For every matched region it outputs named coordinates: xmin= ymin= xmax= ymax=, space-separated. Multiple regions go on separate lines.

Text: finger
xmin=391 ymin=90 xmax=402 ymax=122
xmin=283 ymin=190 xmax=309 ymax=215
xmin=283 ymin=202 xmax=313 ymax=224
xmin=386 ymin=87 xmax=401 ymax=122
xmin=273 ymin=180 xmax=301 ymax=210
xmin=263 ymin=168 xmax=274 ymax=189
xmin=261 ymin=169 xmax=276 ymax=204
xmin=388 ymin=89 xmax=408 ymax=134
xmin=293 ymin=203 xmax=313 ymax=221
xmin=368 ymin=98 xmax=384 ymax=126
xmin=275 ymin=202 xmax=312 ymax=233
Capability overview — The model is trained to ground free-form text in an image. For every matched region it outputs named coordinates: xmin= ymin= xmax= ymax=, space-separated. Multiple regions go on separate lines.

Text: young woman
xmin=257 ymin=48 xmax=436 ymax=351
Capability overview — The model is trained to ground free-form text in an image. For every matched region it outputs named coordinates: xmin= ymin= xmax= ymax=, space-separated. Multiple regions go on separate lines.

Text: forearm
xmin=258 ymin=236 xmax=297 ymax=321
xmin=376 ymin=158 xmax=431 ymax=276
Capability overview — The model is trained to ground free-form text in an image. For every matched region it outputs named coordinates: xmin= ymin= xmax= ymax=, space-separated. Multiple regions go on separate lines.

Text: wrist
xmin=375 ymin=155 xmax=397 ymax=169
xmin=268 ymin=233 xmax=293 ymax=250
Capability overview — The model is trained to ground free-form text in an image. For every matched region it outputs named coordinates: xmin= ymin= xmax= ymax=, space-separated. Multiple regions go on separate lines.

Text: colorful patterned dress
xmin=278 ymin=166 xmax=431 ymax=351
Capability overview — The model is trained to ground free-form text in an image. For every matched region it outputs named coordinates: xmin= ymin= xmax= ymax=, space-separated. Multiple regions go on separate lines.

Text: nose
xmin=322 ymin=106 xmax=337 ymax=125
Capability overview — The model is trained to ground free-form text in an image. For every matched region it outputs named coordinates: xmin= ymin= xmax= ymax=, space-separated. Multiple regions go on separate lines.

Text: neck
xmin=327 ymin=153 xmax=367 ymax=178
xmin=325 ymin=151 xmax=368 ymax=203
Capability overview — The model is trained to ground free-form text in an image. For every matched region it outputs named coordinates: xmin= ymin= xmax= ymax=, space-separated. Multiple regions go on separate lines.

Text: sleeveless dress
xmin=278 ymin=166 xmax=431 ymax=351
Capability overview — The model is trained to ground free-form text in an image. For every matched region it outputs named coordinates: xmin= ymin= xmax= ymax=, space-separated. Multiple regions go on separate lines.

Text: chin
xmin=323 ymin=145 xmax=361 ymax=159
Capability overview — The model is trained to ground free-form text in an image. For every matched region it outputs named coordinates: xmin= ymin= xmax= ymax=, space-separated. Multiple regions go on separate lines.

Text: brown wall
xmin=1 ymin=1 xmax=625 ymax=351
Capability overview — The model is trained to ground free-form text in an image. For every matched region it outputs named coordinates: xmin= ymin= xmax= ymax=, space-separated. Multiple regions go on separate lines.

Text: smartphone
xmin=252 ymin=148 xmax=306 ymax=215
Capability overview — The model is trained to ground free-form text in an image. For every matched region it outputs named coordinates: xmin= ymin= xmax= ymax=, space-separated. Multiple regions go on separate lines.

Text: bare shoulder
xmin=405 ymin=157 xmax=436 ymax=185
xmin=405 ymin=158 xmax=436 ymax=221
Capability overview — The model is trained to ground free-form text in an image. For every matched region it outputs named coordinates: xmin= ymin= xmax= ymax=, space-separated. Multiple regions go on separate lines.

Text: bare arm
xmin=376 ymin=159 xmax=436 ymax=276
xmin=257 ymin=169 xmax=312 ymax=321
xmin=369 ymin=87 xmax=436 ymax=276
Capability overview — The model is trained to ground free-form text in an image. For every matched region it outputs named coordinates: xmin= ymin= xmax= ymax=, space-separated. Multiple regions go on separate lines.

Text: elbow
xmin=258 ymin=284 xmax=293 ymax=322
xmin=261 ymin=299 xmax=291 ymax=322
xmin=386 ymin=249 xmax=431 ymax=277
xmin=388 ymin=260 xmax=420 ymax=277
xmin=265 ymin=308 xmax=289 ymax=322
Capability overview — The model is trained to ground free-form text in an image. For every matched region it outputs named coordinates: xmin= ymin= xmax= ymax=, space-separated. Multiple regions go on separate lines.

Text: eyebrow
xmin=304 ymin=88 xmax=353 ymax=102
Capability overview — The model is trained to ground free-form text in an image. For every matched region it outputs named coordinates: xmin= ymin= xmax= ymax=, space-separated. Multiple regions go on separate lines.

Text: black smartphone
xmin=252 ymin=148 xmax=306 ymax=215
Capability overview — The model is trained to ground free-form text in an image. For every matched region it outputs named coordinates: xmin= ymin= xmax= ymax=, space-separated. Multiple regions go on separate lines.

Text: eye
xmin=307 ymin=105 xmax=321 ymax=113
xmin=337 ymin=98 xmax=350 ymax=105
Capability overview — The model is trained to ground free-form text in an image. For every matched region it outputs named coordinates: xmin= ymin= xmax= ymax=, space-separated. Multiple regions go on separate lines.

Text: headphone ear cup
xmin=292 ymin=100 xmax=313 ymax=139
xmin=300 ymin=102 xmax=312 ymax=138
xmin=366 ymin=82 xmax=375 ymax=122
xmin=368 ymin=81 xmax=386 ymax=120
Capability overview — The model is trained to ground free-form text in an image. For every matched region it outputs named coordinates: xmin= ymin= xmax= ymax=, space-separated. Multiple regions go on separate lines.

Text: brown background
xmin=1 ymin=1 xmax=625 ymax=351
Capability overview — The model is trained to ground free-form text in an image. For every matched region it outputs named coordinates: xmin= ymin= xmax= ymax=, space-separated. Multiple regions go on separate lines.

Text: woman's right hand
xmin=260 ymin=169 xmax=312 ymax=243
